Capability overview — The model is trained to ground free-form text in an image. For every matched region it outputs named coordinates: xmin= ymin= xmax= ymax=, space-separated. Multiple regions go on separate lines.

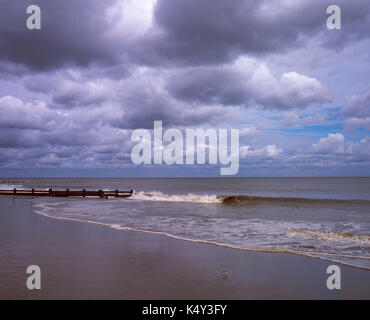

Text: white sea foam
xmin=0 ymin=184 xmax=24 ymax=189
xmin=132 ymin=191 xmax=222 ymax=204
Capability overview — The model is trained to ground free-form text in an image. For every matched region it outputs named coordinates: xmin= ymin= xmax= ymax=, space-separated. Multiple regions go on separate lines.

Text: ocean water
xmin=2 ymin=177 xmax=370 ymax=269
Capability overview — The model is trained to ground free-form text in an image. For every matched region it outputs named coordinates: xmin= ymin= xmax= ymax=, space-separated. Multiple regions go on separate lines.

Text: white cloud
xmin=167 ymin=56 xmax=330 ymax=111
xmin=312 ymin=133 xmax=345 ymax=154
xmin=107 ymin=0 xmax=155 ymax=40
xmin=240 ymin=126 xmax=258 ymax=137
xmin=345 ymin=117 xmax=370 ymax=130
xmin=311 ymin=133 xmax=370 ymax=155
xmin=282 ymin=110 xmax=327 ymax=127
xmin=241 ymin=144 xmax=283 ymax=158
xmin=347 ymin=137 xmax=370 ymax=155
xmin=0 ymin=95 xmax=58 ymax=130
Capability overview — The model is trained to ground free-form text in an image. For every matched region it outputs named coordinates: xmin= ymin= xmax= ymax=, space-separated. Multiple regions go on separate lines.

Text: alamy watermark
xmin=26 ymin=5 xmax=41 ymax=30
xmin=326 ymin=265 xmax=341 ymax=290
xmin=26 ymin=265 xmax=41 ymax=290
xmin=326 ymin=5 xmax=341 ymax=30
xmin=131 ymin=121 xmax=239 ymax=176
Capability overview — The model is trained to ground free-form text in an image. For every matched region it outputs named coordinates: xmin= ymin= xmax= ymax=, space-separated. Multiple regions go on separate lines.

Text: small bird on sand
xmin=222 ymin=270 xmax=229 ymax=280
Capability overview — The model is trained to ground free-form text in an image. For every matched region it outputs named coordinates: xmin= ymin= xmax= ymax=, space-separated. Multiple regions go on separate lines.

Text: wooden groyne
xmin=0 ymin=188 xmax=134 ymax=199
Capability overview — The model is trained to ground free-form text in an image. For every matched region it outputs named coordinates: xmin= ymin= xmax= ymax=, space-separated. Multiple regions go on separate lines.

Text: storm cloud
xmin=165 ymin=57 xmax=330 ymax=110
xmin=145 ymin=0 xmax=370 ymax=65
xmin=0 ymin=0 xmax=124 ymax=70
xmin=0 ymin=0 xmax=369 ymax=175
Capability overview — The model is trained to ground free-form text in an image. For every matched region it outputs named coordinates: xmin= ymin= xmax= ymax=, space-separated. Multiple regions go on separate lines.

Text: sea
xmin=1 ymin=177 xmax=370 ymax=270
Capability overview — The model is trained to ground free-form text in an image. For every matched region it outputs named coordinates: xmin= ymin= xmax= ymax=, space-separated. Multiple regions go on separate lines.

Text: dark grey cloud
xmin=0 ymin=1 xmax=369 ymax=175
xmin=343 ymin=89 xmax=370 ymax=118
xmin=0 ymin=94 xmax=113 ymax=147
xmin=143 ymin=0 xmax=370 ymax=66
xmin=343 ymin=89 xmax=370 ymax=130
xmin=52 ymin=80 xmax=110 ymax=107
xmin=165 ymin=58 xmax=330 ymax=110
xmin=0 ymin=129 xmax=41 ymax=148
xmin=0 ymin=0 xmax=119 ymax=71
xmin=21 ymin=67 xmax=243 ymax=128
xmin=111 ymin=71 xmax=242 ymax=129
xmin=1 ymin=0 xmax=369 ymax=73
xmin=23 ymin=72 xmax=113 ymax=108
xmin=0 ymin=93 xmax=133 ymax=168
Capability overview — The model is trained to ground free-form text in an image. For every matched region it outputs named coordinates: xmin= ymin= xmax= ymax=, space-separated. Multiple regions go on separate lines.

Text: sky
xmin=0 ymin=0 xmax=369 ymax=177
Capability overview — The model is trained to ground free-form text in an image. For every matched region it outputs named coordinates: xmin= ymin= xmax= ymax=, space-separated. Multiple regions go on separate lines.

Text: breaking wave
xmin=132 ymin=191 xmax=222 ymax=204
xmin=131 ymin=192 xmax=370 ymax=206
xmin=219 ymin=195 xmax=370 ymax=206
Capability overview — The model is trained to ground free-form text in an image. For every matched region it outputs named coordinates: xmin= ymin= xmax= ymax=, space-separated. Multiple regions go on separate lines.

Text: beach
xmin=1 ymin=196 xmax=369 ymax=300
xmin=1 ymin=0 xmax=370 ymax=303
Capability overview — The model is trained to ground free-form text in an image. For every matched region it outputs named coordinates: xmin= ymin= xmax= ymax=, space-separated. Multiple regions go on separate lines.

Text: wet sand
xmin=0 ymin=197 xmax=369 ymax=299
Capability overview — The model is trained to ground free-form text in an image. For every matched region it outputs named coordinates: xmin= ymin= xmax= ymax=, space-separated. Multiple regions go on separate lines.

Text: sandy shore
xmin=0 ymin=197 xmax=369 ymax=299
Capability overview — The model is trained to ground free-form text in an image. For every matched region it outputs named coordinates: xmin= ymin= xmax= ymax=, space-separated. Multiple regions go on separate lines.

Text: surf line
xmin=131 ymin=121 xmax=239 ymax=175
